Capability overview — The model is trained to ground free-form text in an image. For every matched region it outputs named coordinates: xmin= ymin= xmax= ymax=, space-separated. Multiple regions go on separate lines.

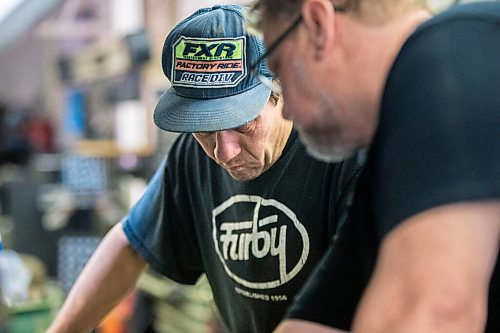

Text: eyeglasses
xmin=249 ymin=5 xmax=347 ymax=93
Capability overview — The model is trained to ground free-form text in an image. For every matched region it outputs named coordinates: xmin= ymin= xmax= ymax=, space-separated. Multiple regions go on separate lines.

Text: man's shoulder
xmin=406 ymin=1 xmax=500 ymax=48
xmin=384 ymin=1 xmax=500 ymax=113
xmin=432 ymin=1 xmax=500 ymax=24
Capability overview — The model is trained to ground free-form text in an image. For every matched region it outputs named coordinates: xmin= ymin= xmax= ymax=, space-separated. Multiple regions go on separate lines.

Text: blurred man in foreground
xmin=251 ymin=0 xmax=500 ymax=332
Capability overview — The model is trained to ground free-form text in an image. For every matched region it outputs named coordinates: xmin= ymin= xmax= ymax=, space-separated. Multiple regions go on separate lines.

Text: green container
xmin=8 ymin=308 xmax=55 ymax=333
xmin=6 ymin=283 xmax=63 ymax=333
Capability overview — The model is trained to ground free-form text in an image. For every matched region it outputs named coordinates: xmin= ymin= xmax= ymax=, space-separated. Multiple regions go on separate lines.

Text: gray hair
xmin=249 ymin=0 xmax=430 ymax=27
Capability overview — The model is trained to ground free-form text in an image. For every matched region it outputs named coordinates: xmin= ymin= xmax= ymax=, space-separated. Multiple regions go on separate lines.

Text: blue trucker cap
xmin=153 ymin=4 xmax=274 ymax=133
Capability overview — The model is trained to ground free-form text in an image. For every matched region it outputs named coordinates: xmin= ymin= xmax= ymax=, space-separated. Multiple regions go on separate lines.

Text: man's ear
xmin=302 ymin=0 xmax=336 ymax=60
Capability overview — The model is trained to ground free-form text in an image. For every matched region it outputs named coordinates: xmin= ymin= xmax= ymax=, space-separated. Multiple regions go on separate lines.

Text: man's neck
xmin=340 ymin=9 xmax=431 ymax=112
xmin=269 ymin=120 xmax=293 ymax=168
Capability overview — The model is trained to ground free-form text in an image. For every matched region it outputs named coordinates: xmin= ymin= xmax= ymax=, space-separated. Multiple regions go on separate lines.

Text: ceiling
xmin=0 ymin=0 xmax=63 ymax=50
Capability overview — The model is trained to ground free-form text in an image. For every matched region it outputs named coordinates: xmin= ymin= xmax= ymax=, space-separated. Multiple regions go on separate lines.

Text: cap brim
xmin=153 ymin=83 xmax=271 ymax=133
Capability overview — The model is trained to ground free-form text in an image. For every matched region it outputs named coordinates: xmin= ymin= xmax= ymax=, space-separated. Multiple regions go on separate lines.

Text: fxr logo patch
xmin=172 ymin=37 xmax=247 ymax=88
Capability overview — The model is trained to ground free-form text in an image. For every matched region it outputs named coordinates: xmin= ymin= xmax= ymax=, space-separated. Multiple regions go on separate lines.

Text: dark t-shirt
xmin=287 ymin=2 xmax=500 ymax=332
xmin=122 ymin=129 xmax=365 ymax=333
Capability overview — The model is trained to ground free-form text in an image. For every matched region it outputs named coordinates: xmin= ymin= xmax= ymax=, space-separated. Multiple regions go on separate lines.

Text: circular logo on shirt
xmin=212 ymin=195 xmax=310 ymax=289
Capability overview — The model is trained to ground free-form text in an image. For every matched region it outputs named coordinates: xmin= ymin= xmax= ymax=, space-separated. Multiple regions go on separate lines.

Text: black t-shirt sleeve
xmin=122 ymin=141 xmax=204 ymax=284
xmin=373 ymin=17 xmax=500 ymax=237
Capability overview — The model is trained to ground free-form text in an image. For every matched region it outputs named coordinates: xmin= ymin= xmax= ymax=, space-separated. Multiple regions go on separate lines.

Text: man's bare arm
xmin=352 ymin=201 xmax=500 ymax=333
xmin=46 ymin=222 xmax=147 ymax=333
xmin=274 ymin=319 xmax=348 ymax=333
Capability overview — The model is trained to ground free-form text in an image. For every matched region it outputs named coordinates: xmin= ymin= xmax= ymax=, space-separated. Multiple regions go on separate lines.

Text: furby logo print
xmin=212 ymin=195 xmax=310 ymax=290
xmin=172 ymin=36 xmax=247 ymax=88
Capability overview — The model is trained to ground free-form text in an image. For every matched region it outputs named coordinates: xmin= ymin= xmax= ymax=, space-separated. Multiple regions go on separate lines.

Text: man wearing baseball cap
xmin=47 ymin=5 xmax=365 ymax=333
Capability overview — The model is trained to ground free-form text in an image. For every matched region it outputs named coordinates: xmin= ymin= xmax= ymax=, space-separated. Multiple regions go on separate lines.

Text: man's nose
xmin=214 ymin=130 xmax=241 ymax=163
